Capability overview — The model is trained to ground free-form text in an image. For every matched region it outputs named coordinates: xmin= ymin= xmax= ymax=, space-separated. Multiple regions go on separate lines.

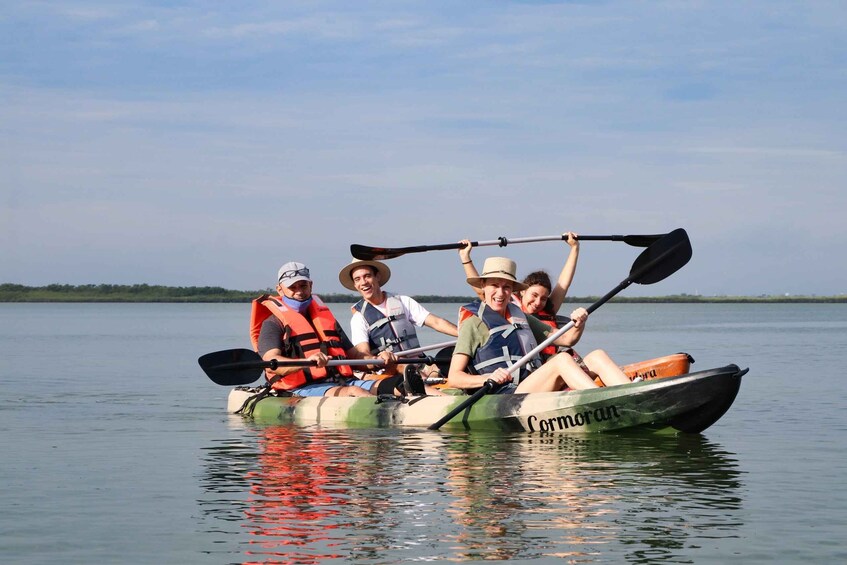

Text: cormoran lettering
xmin=527 ymin=405 xmax=621 ymax=432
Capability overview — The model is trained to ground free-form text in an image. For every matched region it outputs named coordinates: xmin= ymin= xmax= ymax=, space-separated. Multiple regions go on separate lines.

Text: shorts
xmin=492 ymin=383 xmax=517 ymax=394
xmin=344 ymin=378 xmax=379 ymax=392
xmin=289 ymin=378 xmax=378 ymax=397
xmin=289 ymin=382 xmax=337 ymax=397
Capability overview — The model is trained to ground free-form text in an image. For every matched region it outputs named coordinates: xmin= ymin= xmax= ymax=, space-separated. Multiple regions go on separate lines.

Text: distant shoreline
xmin=1 ymin=283 xmax=845 ymax=303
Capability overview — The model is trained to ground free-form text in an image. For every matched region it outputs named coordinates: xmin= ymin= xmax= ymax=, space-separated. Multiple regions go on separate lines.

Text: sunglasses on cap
xmin=279 ymin=268 xmax=310 ymax=281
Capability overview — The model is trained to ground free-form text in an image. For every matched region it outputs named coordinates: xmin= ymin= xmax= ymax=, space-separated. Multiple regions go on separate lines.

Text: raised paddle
xmin=427 ymin=227 xmax=692 ymax=430
xmin=351 ymin=233 xmax=665 ymax=261
xmin=199 ymin=339 xmax=457 ymax=387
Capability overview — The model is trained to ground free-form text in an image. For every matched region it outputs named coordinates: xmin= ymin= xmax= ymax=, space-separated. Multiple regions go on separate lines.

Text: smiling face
xmin=483 ymin=278 xmax=514 ymax=315
xmin=520 ymin=284 xmax=550 ymax=315
xmin=351 ymin=266 xmax=383 ymax=303
xmin=278 ymin=280 xmax=312 ymax=301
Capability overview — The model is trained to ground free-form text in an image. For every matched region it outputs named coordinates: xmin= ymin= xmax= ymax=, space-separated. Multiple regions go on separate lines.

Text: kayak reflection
xmin=198 ymin=427 xmax=742 ymax=563
xmin=442 ymin=431 xmax=743 ymax=562
xmin=198 ymin=426 xmax=452 ymax=563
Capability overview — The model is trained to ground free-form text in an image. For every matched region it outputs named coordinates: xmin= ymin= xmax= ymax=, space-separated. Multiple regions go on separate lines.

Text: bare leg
xmin=325 ymin=385 xmax=374 ymax=397
xmin=424 ymin=385 xmax=446 ymax=396
xmin=583 ymin=349 xmax=630 ymax=386
xmin=516 ymin=352 xmax=599 ymax=393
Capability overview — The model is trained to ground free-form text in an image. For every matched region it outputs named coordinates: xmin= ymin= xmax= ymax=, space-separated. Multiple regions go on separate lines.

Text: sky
xmin=2 ymin=1 xmax=846 ymax=297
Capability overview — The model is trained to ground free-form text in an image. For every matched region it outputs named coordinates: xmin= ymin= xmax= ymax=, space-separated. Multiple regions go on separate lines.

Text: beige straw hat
xmin=338 ymin=259 xmax=392 ymax=291
xmin=466 ymin=257 xmax=527 ymax=291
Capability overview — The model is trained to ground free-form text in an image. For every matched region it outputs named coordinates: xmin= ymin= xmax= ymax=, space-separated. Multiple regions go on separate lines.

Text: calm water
xmin=1 ymin=302 xmax=846 ymax=563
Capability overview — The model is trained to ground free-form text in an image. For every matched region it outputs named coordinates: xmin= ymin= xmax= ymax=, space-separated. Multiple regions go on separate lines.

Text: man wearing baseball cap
xmin=249 ymin=261 xmax=397 ymax=397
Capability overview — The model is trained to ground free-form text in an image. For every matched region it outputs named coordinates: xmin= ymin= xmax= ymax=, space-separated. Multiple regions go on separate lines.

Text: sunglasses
xmin=279 ymin=268 xmax=310 ymax=282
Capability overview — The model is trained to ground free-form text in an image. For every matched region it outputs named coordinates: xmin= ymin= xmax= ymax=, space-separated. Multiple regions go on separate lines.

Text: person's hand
xmin=490 ymin=367 xmax=514 ymax=385
xmin=570 ymin=307 xmax=588 ymax=328
xmin=422 ymin=364 xmax=441 ymax=379
xmin=308 ymin=352 xmax=329 ymax=368
xmin=376 ymin=350 xmax=397 ymax=371
xmin=458 ymin=239 xmax=473 ymax=263
xmin=564 ymin=231 xmax=579 ymax=249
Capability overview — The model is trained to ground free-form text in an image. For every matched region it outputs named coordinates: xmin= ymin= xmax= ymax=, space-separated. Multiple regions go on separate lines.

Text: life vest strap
xmin=375 ymin=334 xmax=415 ymax=353
xmin=367 ymin=312 xmax=406 ymax=332
xmin=473 ymin=346 xmax=522 ymax=371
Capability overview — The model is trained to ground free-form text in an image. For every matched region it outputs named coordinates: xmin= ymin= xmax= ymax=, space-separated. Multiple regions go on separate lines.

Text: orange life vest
xmin=527 ymin=303 xmax=590 ymax=373
xmin=530 ymin=306 xmax=559 ymax=357
xmin=509 ymin=295 xmax=559 ymax=356
xmin=249 ymin=294 xmax=353 ymax=390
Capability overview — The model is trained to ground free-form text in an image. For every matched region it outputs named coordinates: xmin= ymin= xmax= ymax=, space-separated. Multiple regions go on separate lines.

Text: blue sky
xmin=2 ymin=1 xmax=845 ymax=297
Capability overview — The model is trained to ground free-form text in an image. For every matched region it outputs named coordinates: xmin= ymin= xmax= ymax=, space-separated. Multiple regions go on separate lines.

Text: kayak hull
xmin=227 ymin=364 xmax=745 ymax=434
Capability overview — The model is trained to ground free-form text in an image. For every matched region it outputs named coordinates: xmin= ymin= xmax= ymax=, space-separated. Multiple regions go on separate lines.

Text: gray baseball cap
xmin=277 ymin=262 xmax=311 ymax=287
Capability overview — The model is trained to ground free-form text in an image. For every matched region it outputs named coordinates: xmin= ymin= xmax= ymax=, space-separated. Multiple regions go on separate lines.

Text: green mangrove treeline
xmin=1 ymin=283 xmax=845 ymax=303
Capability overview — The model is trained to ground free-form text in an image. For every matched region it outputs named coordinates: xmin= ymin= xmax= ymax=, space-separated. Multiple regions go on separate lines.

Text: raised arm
xmin=547 ymin=231 xmax=580 ymax=314
xmin=458 ymin=239 xmax=484 ymax=300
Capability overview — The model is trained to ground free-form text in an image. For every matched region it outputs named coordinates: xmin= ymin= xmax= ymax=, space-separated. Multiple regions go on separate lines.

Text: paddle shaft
xmin=351 ymin=233 xmax=664 ymax=260
xmin=427 ymin=380 xmax=496 ymax=430
xmin=199 ymin=339 xmax=459 ymax=386
xmin=399 ymin=340 xmax=456 ymax=357
xmin=215 ymin=355 xmax=434 ymax=372
xmin=263 ymin=339 xmax=457 ymax=368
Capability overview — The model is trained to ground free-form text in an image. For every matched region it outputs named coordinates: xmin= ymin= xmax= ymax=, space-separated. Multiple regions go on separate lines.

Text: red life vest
xmin=510 ymin=295 xmax=559 ymax=356
xmin=527 ymin=303 xmax=590 ymax=372
xmin=530 ymin=306 xmax=559 ymax=357
xmin=249 ymin=294 xmax=353 ymax=390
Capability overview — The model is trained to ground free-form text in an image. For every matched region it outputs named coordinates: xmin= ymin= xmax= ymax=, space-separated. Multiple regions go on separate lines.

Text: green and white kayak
xmin=226 ymin=364 xmax=745 ymax=434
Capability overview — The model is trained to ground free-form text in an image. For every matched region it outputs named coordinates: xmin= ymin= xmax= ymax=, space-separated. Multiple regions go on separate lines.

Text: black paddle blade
xmin=622 ymin=233 xmax=665 ymax=247
xmin=629 ymin=228 xmax=692 ymax=285
xmin=351 ymin=241 xmax=464 ymax=260
xmin=198 ymin=348 xmax=266 ymax=386
xmin=350 ymin=244 xmax=405 ymax=261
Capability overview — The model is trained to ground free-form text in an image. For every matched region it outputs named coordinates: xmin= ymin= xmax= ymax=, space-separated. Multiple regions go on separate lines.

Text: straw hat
xmin=338 ymin=259 xmax=392 ymax=291
xmin=466 ymin=257 xmax=527 ymax=291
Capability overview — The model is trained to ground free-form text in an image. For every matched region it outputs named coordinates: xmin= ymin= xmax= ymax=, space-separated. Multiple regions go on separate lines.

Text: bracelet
xmin=462 ymin=260 xmax=472 ymax=264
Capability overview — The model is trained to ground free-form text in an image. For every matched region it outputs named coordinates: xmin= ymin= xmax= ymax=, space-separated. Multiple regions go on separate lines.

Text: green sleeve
xmin=454 ymin=317 xmax=489 ymax=357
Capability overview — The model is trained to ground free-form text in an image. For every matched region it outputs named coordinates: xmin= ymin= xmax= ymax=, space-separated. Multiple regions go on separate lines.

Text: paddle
xmin=199 ymin=340 xmax=457 ymax=387
xmin=427 ymin=228 xmax=692 ymax=430
xmin=351 ymin=233 xmax=664 ymax=261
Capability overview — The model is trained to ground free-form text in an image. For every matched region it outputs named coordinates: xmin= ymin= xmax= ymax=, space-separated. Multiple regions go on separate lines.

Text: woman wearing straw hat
xmin=447 ymin=256 xmax=632 ymax=394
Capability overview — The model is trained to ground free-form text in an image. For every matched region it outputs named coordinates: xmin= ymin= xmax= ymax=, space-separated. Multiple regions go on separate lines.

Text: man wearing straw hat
xmin=339 ymin=258 xmax=458 ymax=395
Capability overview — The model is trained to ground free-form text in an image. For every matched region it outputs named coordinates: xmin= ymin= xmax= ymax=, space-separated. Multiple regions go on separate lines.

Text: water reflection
xmin=198 ymin=426 xmax=744 ymax=563
xmin=199 ymin=426 xmax=452 ymax=563
xmin=514 ymin=433 xmax=744 ymax=563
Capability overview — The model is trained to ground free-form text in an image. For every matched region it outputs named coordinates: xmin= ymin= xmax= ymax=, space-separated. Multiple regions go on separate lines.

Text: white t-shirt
xmin=350 ymin=294 xmax=431 ymax=347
